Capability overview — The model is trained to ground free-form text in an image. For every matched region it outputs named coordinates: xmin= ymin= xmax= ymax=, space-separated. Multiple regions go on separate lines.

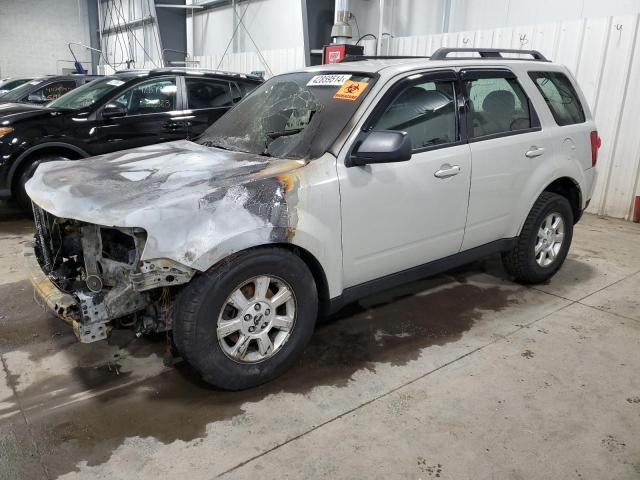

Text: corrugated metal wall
xmin=379 ymin=15 xmax=640 ymax=220
xmin=194 ymin=15 xmax=640 ymax=220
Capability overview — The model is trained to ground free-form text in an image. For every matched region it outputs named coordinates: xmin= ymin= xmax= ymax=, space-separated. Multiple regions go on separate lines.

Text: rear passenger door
xmin=460 ymin=68 xmax=551 ymax=251
xmin=184 ymin=77 xmax=235 ymax=139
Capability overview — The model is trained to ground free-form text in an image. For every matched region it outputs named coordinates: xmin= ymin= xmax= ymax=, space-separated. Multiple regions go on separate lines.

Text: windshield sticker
xmin=333 ymin=80 xmax=368 ymax=101
xmin=306 ymin=74 xmax=351 ymax=87
xmin=106 ymin=79 xmax=125 ymax=86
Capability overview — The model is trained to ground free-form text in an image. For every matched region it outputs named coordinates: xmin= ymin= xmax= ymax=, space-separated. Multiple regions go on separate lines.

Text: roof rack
xmin=430 ymin=48 xmax=548 ymax=61
xmin=341 ymin=55 xmax=430 ymax=63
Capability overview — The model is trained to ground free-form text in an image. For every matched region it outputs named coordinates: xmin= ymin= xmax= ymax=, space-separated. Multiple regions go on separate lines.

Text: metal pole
xmin=97 ymin=0 xmax=104 ymax=71
xmin=442 ymin=0 xmax=451 ymax=33
xmin=376 ymin=0 xmax=384 ymax=55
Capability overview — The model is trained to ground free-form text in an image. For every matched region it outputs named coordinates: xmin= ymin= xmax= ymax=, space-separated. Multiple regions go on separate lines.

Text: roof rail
xmin=430 ymin=48 xmax=548 ymax=61
xmin=341 ymin=55 xmax=430 ymax=63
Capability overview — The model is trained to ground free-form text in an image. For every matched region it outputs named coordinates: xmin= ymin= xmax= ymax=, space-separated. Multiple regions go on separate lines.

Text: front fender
xmin=140 ymin=154 xmax=344 ymax=299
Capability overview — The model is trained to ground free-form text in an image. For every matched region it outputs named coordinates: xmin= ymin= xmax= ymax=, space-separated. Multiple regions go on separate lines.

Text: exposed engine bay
xmin=31 ymin=204 xmax=195 ymax=343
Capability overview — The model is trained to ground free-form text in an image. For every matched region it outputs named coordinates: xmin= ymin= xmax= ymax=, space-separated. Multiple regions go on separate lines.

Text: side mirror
xmin=27 ymin=94 xmax=47 ymax=104
xmin=348 ymin=130 xmax=412 ymax=167
xmin=102 ymin=104 xmax=126 ymax=119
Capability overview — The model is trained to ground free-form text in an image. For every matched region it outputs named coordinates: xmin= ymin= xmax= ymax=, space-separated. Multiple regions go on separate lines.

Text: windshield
xmin=198 ymin=71 xmax=377 ymax=159
xmin=47 ymin=77 xmax=127 ymax=109
xmin=0 ymin=79 xmax=43 ymax=101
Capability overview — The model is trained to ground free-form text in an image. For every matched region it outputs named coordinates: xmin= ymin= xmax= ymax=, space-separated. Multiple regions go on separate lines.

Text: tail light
xmin=590 ymin=131 xmax=601 ymax=167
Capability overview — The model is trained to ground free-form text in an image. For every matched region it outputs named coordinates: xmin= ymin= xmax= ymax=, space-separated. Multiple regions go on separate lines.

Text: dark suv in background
xmin=0 ymin=68 xmax=262 ymax=209
xmin=0 ymin=77 xmax=35 ymax=96
xmin=0 ymin=75 xmax=101 ymax=105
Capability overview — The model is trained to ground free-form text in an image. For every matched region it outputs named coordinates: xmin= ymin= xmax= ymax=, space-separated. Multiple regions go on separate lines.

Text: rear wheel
xmin=14 ymin=155 xmax=67 ymax=212
xmin=173 ymin=248 xmax=318 ymax=390
xmin=502 ymin=192 xmax=574 ymax=284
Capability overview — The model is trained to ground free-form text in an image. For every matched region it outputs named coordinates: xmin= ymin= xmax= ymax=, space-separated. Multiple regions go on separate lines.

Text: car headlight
xmin=0 ymin=127 xmax=14 ymax=138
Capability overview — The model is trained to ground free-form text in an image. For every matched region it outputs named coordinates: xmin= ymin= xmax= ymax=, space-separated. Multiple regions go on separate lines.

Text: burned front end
xmin=26 ymin=204 xmax=195 ymax=343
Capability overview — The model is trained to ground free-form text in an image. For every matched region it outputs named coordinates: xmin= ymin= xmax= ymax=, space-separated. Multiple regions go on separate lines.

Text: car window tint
xmin=465 ymin=77 xmax=532 ymax=138
xmin=372 ymin=80 xmax=457 ymax=151
xmin=3 ymin=79 xmax=29 ymax=90
xmin=113 ymin=78 xmax=177 ymax=115
xmin=529 ymin=71 xmax=585 ymax=126
xmin=31 ymin=81 xmax=76 ymax=102
xmin=186 ymin=78 xmax=232 ymax=109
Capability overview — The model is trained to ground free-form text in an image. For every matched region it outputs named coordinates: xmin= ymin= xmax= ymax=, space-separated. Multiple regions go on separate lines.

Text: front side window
xmin=529 ymin=71 xmax=585 ymax=126
xmin=465 ymin=76 xmax=533 ymax=138
xmin=372 ymin=80 xmax=457 ymax=151
xmin=35 ymin=81 xmax=77 ymax=101
xmin=112 ymin=77 xmax=177 ymax=115
xmin=199 ymin=72 xmax=377 ymax=160
xmin=186 ymin=78 xmax=232 ymax=109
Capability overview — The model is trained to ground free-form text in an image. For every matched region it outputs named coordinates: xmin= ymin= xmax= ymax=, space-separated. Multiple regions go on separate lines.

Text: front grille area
xmin=31 ymin=203 xmax=146 ymax=295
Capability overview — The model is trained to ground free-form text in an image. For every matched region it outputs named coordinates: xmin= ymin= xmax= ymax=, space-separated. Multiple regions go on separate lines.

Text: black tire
xmin=14 ymin=155 xmax=67 ymax=212
xmin=502 ymin=192 xmax=574 ymax=284
xmin=173 ymin=248 xmax=318 ymax=390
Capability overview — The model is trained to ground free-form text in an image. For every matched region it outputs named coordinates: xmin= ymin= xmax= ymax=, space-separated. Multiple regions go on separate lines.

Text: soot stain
xmin=0 ymin=269 xmax=516 ymax=477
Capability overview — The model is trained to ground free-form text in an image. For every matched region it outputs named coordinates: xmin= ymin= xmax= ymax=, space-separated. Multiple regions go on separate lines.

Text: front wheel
xmin=173 ymin=248 xmax=318 ymax=390
xmin=502 ymin=192 xmax=574 ymax=284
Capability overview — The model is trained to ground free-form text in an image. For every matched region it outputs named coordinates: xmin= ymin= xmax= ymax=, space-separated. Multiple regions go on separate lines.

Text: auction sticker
xmin=333 ymin=80 xmax=368 ymax=101
xmin=307 ymin=74 xmax=351 ymax=87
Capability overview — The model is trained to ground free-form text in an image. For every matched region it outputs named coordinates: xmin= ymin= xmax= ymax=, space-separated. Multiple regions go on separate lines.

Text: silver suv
xmin=26 ymin=48 xmax=599 ymax=389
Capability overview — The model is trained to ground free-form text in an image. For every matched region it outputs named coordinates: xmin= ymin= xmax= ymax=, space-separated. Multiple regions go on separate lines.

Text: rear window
xmin=529 ymin=71 xmax=585 ymax=126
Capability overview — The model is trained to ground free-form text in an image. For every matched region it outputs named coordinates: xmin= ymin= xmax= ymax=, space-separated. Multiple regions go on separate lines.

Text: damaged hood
xmin=27 ymin=140 xmax=308 ymax=270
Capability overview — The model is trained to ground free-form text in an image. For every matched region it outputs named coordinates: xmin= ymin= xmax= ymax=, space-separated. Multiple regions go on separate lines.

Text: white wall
xmin=187 ymin=0 xmax=304 ymax=58
xmin=348 ymin=0 xmax=640 ymax=39
xmin=0 ymin=0 xmax=91 ymax=77
xmin=453 ymin=0 xmax=640 ymax=31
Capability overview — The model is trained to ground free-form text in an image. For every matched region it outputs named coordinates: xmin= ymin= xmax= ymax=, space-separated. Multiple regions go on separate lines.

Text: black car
xmin=0 ymin=75 xmax=101 ymax=105
xmin=0 ymin=77 xmax=35 ymax=96
xmin=0 ymin=68 xmax=263 ymax=209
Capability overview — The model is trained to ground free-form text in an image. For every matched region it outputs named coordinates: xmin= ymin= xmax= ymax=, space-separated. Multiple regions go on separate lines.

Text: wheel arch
xmin=9 ymin=142 xmax=88 ymax=194
xmin=542 ymin=176 xmax=583 ymax=224
xmin=198 ymin=241 xmax=332 ymax=319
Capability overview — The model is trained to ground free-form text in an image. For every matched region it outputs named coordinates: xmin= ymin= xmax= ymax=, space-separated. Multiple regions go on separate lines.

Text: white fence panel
xmin=387 ymin=14 xmax=640 ymax=220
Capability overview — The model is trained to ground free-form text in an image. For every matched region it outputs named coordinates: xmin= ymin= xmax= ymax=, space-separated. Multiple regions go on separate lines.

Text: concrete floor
xmin=1 ymin=204 xmax=639 ymax=479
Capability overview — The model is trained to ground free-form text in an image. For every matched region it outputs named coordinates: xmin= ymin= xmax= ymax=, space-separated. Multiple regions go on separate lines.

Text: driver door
xmin=338 ymin=71 xmax=472 ymax=288
xmin=92 ymin=76 xmax=188 ymax=154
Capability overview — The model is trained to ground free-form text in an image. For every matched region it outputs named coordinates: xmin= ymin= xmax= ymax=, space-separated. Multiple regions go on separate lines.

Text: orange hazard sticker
xmin=334 ymin=80 xmax=368 ymax=101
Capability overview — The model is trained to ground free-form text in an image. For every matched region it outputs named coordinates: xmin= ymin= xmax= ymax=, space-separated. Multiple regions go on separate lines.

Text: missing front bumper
xmin=24 ymin=247 xmax=109 ymax=343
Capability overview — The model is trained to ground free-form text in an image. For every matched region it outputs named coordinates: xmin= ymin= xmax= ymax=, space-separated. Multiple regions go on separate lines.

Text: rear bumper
xmin=584 ymin=167 xmax=597 ymax=207
xmin=24 ymin=246 xmax=109 ymax=343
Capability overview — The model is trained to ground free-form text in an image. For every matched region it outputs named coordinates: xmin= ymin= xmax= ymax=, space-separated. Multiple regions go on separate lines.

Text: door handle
xmin=525 ymin=146 xmax=545 ymax=158
xmin=434 ymin=164 xmax=461 ymax=179
xmin=163 ymin=121 xmax=181 ymax=130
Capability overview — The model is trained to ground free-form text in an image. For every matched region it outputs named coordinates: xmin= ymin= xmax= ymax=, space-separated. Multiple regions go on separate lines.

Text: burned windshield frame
xmin=198 ymin=71 xmax=379 ymax=160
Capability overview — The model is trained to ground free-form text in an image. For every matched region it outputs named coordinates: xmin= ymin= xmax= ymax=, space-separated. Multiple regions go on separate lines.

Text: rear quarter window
xmin=529 ymin=71 xmax=585 ymax=126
